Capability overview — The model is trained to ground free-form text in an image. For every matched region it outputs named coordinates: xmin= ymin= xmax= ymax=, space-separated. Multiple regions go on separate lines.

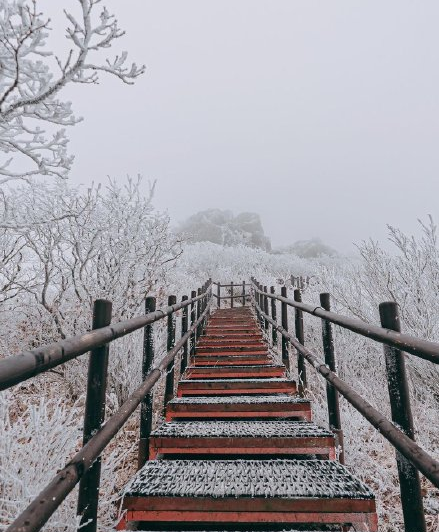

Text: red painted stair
xmin=117 ymin=306 xmax=377 ymax=531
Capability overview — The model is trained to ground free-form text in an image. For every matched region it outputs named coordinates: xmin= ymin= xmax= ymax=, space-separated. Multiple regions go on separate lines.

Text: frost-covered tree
xmin=0 ymin=0 xmax=144 ymax=183
xmin=3 ymin=178 xmax=181 ymax=339
xmin=320 ymin=216 xmax=439 ymax=401
xmin=0 ymin=177 xmax=182 ymax=400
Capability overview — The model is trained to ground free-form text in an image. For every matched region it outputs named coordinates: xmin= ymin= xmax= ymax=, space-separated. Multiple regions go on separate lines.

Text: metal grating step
xmin=152 ymin=420 xmax=333 ymax=438
xmin=149 ymin=420 xmax=336 ymax=459
xmin=123 ymin=459 xmax=374 ymax=499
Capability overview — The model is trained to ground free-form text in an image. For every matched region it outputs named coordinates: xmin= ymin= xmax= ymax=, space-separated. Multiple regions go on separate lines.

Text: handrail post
xmin=217 ymin=282 xmax=221 ymax=308
xmin=196 ymin=287 xmax=202 ymax=338
xmin=257 ymin=282 xmax=264 ymax=328
xmin=379 ymin=302 xmax=426 ymax=532
xmin=280 ymin=287 xmax=290 ymax=371
xmin=202 ymin=282 xmax=209 ymax=333
xmin=190 ymin=290 xmax=197 ymax=361
xmin=263 ymin=285 xmax=269 ymax=330
xmin=164 ymin=295 xmax=176 ymax=410
xmin=180 ymin=295 xmax=189 ymax=374
xmin=230 ymin=281 xmax=234 ymax=308
xmin=138 ymin=296 xmax=156 ymax=468
xmin=254 ymin=279 xmax=260 ymax=322
xmin=242 ymin=280 xmax=246 ymax=306
xmin=320 ymin=293 xmax=344 ymax=464
xmin=200 ymin=283 xmax=205 ymax=328
xmin=77 ymin=299 xmax=112 ymax=532
xmin=270 ymin=286 xmax=277 ymax=346
xmin=294 ymin=288 xmax=307 ymax=396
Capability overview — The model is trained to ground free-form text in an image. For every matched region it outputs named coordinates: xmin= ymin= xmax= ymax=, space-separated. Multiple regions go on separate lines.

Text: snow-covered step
xmin=184 ymin=364 xmax=285 ymax=379
xmin=194 ymin=349 xmax=269 ymax=357
xmin=213 ymin=308 xmax=252 ymax=313
xmin=203 ymin=332 xmax=262 ymax=339
xmin=166 ymin=394 xmax=310 ymax=421
xmin=198 ymin=338 xmax=263 ymax=346
xmin=206 ymin=325 xmax=259 ymax=332
xmin=197 ymin=343 xmax=266 ymax=351
xmin=207 ymin=321 xmax=254 ymax=327
xmin=117 ymin=459 xmax=377 ymax=530
xmin=193 ymin=353 xmax=272 ymax=366
xmin=149 ymin=420 xmax=336 ymax=459
xmin=177 ymin=378 xmax=297 ymax=397
xmin=210 ymin=315 xmax=252 ymax=320
xmin=197 ymin=344 xmax=267 ymax=353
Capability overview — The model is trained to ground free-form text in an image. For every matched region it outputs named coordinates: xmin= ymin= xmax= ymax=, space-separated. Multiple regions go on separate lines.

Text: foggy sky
xmin=45 ymin=1 xmax=439 ymax=253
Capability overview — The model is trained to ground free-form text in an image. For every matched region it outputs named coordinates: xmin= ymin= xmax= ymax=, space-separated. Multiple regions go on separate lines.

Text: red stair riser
xmin=193 ymin=350 xmax=269 ymax=356
xmin=119 ymin=510 xmax=377 ymax=528
xmin=184 ymin=369 xmax=285 ymax=379
xmin=177 ymin=381 xmax=297 ymax=396
xmin=192 ymin=358 xmax=272 ymax=366
xmin=166 ymin=408 xmax=312 ymax=421
xmin=197 ymin=346 xmax=266 ymax=353
xmin=149 ymin=436 xmax=336 ymax=460
xmin=121 ymin=496 xmax=376 ymax=513
xmin=177 ymin=387 xmax=297 ymax=396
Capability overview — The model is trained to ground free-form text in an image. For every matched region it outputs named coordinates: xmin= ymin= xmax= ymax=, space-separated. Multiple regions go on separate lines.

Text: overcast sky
xmin=46 ymin=1 xmax=439 ymax=253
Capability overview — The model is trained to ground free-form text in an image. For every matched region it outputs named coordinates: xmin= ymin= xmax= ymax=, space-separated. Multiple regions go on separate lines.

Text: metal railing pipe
xmin=252 ymin=297 xmax=439 ymax=489
xmin=251 ymin=282 xmax=439 ymax=365
xmin=0 ymin=293 xmax=206 ymax=391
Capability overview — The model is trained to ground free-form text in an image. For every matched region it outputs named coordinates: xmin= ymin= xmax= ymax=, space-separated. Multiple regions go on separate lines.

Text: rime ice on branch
xmin=0 ymin=0 xmax=145 ymax=183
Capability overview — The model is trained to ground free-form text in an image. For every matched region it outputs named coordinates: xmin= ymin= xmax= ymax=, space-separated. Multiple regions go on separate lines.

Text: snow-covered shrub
xmin=166 ymin=241 xmax=338 ymax=298
xmin=0 ymin=388 xmax=138 ymax=531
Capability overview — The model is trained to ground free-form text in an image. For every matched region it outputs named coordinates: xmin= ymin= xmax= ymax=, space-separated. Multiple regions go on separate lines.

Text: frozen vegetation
xmin=0 ymin=178 xmax=438 ymax=530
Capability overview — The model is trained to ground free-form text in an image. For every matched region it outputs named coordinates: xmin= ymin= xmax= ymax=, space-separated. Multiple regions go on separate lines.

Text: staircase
xmin=117 ymin=307 xmax=378 ymax=531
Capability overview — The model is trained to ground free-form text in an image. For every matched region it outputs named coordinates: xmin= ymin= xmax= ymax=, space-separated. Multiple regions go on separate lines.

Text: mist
xmin=43 ymin=1 xmax=439 ymax=253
